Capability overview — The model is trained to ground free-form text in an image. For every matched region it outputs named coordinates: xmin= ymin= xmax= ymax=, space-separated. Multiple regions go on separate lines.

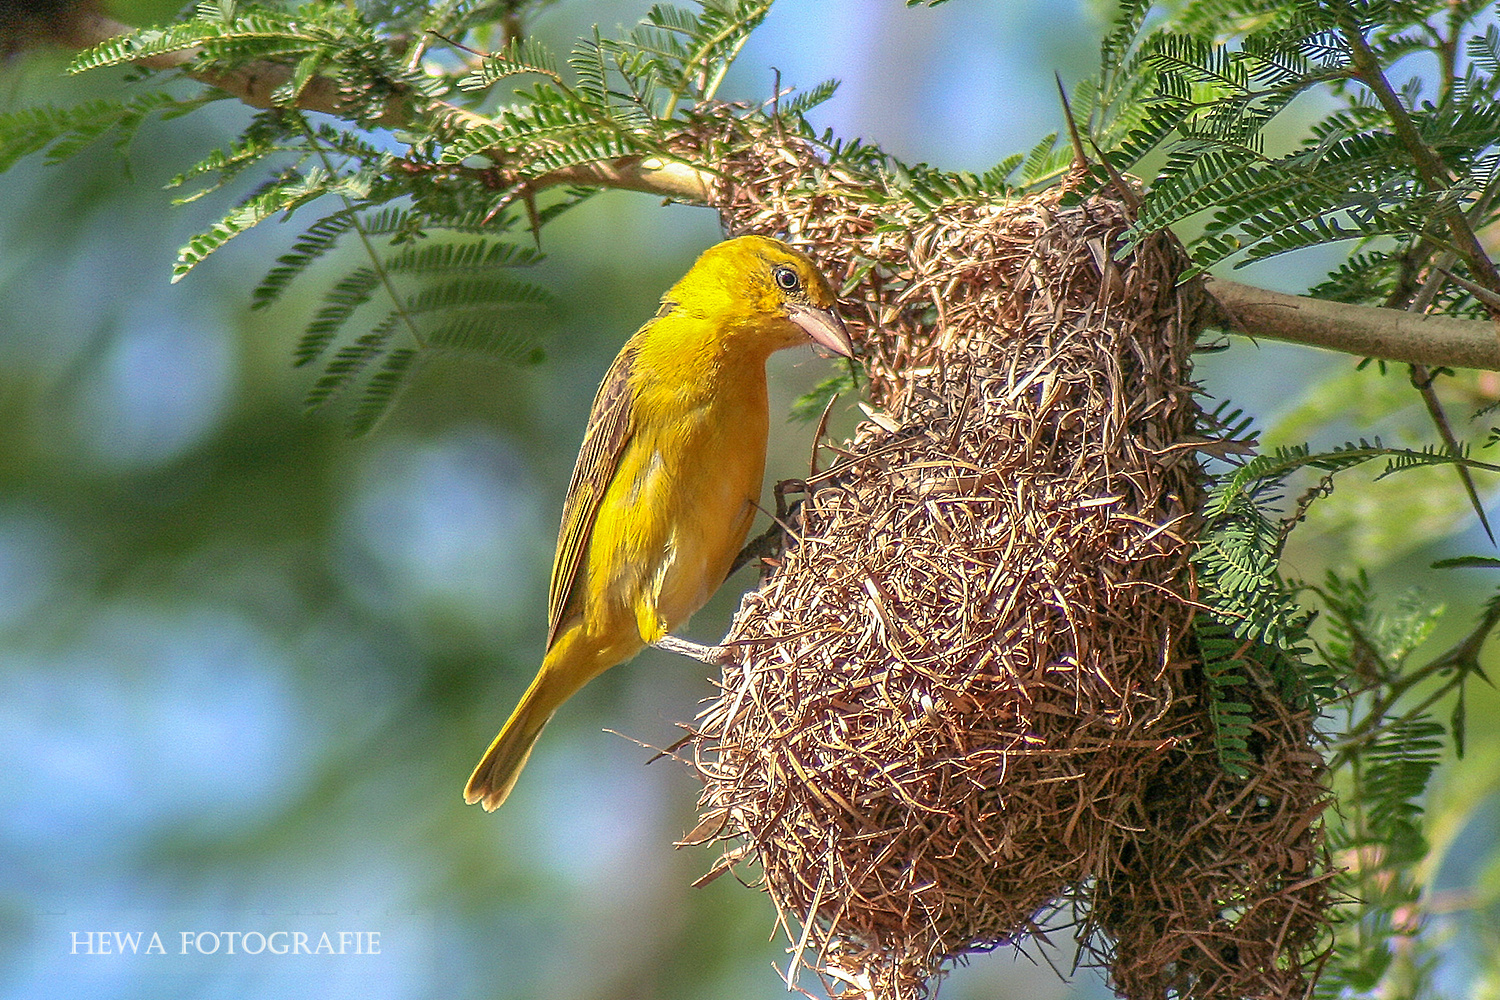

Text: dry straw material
xmin=683 ymin=125 xmax=1331 ymax=1000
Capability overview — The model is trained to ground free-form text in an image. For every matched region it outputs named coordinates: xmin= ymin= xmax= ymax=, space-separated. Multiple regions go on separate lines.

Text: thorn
xmin=1056 ymin=72 xmax=1142 ymax=212
xmin=1055 ymin=73 xmax=1090 ymax=175
xmin=426 ymin=29 xmax=487 ymax=58
xmin=523 ymin=186 xmax=543 ymax=249
xmin=1410 ymin=362 xmax=1495 ymax=545
xmin=1437 ymin=266 xmax=1500 ymax=310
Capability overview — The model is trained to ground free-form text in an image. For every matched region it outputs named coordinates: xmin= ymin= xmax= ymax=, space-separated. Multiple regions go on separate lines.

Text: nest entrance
xmin=688 ymin=178 xmax=1329 ymax=1000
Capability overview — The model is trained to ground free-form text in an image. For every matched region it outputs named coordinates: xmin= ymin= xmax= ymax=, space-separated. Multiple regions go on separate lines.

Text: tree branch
xmin=65 ymin=14 xmax=713 ymax=199
xmin=1203 ymin=278 xmax=1500 ymax=370
xmin=531 ymin=157 xmax=713 ymax=202
xmin=31 ymin=14 xmax=1500 ymax=372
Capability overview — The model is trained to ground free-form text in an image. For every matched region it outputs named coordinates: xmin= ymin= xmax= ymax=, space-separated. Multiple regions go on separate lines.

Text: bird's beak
xmin=786 ymin=303 xmax=854 ymax=358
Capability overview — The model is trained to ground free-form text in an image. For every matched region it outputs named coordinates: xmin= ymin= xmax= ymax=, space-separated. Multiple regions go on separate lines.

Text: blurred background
xmin=2 ymin=1 xmax=1499 ymax=998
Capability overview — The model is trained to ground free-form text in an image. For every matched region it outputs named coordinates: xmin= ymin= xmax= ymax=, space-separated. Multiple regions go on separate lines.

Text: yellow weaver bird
xmin=465 ymin=236 xmax=852 ymax=811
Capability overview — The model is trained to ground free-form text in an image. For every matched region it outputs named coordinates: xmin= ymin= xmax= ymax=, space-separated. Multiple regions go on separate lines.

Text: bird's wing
xmin=546 ymin=342 xmax=638 ymax=650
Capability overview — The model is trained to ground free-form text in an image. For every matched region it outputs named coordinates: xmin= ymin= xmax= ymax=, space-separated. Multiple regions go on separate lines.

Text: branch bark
xmin=29 ymin=14 xmax=1500 ymax=371
xmin=1203 ymin=278 xmax=1500 ymax=370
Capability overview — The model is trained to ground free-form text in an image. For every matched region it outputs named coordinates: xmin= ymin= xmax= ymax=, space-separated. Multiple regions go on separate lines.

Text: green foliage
xmin=0 ymin=0 xmax=819 ymax=433
xmin=0 ymin=0 xmax=1046 ymax=432
xmin=68 ymin=0 xmax=446 ymax=113
xmin=0 ymin=92 xmax=208 ymax=173
xmin=1192 ymin=420 xmax=1495 ymax=730
xmin=458 ymin=37 xmax=560 ymax=89
xmin=1191 ymin=403 xmax=1326 ymax=776
xmin=789 ymin=367 xmax=859 ymax=423
xmin=286 ymin=227 xmax=552 ymax=431
xmin=1091 ymin=0 xmax=1500 ymax=310
xmin=1306 ymin=563 xmax=1481 ymax=1000
xmin=438 ymin=1 xmax=779 ymax=178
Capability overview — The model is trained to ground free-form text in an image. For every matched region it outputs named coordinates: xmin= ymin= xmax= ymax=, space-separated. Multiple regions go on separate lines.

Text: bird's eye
xmin=773 ymin=266 xmax=801 ymax=292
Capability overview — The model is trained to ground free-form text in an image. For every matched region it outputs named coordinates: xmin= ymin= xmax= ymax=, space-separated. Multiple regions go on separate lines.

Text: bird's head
xmin=672 ymin=236 xmax=854 ymax=359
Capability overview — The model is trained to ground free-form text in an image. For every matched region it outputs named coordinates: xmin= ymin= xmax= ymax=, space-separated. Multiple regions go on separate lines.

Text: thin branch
xmin=1343 ymin=19 xmax=1499 ymax=537
xmin=1381 ymin=254 xmax=1495 ymax=539
xmin=1411 ymin=360 xmax=1493 ymax=541
xmin=534 ymin=156 xmax=713 ymax=202
xmin=1343 ymin=20 xmax=1500 ymax=303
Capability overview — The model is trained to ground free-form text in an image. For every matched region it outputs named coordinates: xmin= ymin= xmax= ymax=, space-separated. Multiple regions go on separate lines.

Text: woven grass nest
xmin=679 ymin=125 xmax=1332 ymax=1000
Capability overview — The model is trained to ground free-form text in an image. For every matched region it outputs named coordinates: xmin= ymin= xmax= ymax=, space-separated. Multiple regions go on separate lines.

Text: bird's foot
xmin=654 ymin=635 xmax=735 ymax=666
xmin=728 ymin=479 xmax=808 ymax=579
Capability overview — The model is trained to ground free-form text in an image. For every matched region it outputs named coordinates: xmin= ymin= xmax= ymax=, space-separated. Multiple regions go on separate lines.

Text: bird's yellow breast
xmin=584 ymin=325 xmax=772 ymax=647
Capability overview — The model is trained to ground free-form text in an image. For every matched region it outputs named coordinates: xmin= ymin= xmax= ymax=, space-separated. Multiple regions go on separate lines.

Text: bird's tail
xmin=465 ymin=670 xmax=558 ymax=812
